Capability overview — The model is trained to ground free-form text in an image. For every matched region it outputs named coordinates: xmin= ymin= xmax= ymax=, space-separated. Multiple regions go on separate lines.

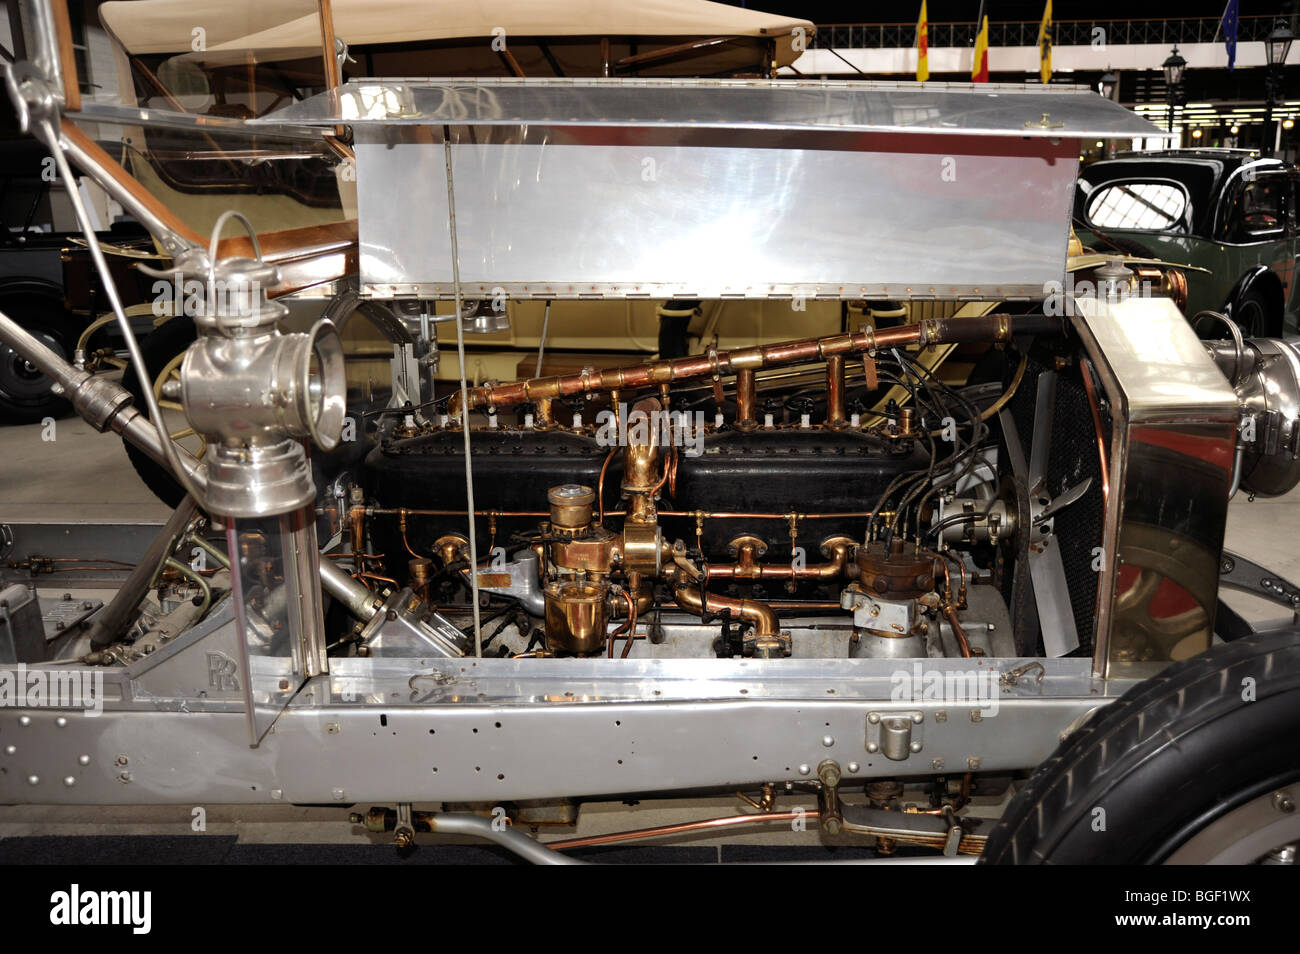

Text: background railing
xmin=811 ymin=15 xmax=1284 ymax=50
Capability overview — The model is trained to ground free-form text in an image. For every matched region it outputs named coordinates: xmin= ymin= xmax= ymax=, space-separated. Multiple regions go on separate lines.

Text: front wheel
xmin=1228 ymin=286 xmax=1282 ymax=339
xmin=119 ymin=315 xmax=198 ymax=507
xmin=979 ymin=628 xmax=1300 ymax=864
xmin=0 ymin=293 xmax=75 ymax=424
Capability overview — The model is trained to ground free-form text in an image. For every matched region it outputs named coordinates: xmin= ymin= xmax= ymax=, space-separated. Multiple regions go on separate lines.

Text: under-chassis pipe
xmin=549 ymin=810 xmax=813 ymax=849
xmin=453 ymin=314 xmax=1042 ymax=411
xmin=0 ymin=308 xmax=378 ymax=623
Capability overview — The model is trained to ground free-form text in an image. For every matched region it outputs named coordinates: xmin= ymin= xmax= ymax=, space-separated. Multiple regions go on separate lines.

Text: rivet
xmin=3 ymin=745 xmax=14 ymax=755
xmin=797 ymin=764 xmax=811 ymax=776
xmin=63 ymin=776 xmax=75 ymax=787
xmin=847 ymin=762 xmax=860 ymax=773
xmin=332 ymin=788 xmax=346 ymax=800
xmin=18 ymin=715 xmax=31 ymax=726
xmin=27 ymin=775 xmax=39 ymax=785
xmin=55 ymin=716 xmax=68 ymax=727
xmin=78 ymin=754 xmax=90 ymax=765
xmin=821 ymin=735 xmax=834 ymax=747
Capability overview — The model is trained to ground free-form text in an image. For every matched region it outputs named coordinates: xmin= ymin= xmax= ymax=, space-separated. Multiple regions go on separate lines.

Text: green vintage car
xmin=1074 ymin=148 xmax=1300 ymax=337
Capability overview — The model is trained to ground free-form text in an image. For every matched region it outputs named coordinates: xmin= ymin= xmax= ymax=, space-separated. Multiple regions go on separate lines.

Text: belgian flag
xmin=972 ymin=15 xmax=989 ymax=82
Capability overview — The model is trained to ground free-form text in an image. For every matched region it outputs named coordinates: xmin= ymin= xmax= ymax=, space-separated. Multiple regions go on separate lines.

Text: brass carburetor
xmin=543 ymin=483 xmax=618 ymax=655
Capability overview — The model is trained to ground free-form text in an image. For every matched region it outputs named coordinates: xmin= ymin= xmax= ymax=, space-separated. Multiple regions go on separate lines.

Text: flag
xmin=1038 ymin=1 xmax=1053 ymax=85
xmin=917 ymin=1 xmax=929 ymax=82
xmin=972 ymin=15 xmax=989 ymax=82
xmin=1222 ymin=0 xmax=1239 ymax=70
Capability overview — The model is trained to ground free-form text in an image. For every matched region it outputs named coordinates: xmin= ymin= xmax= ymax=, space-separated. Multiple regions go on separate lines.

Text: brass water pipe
xmin=451 ymin=315 xmax=1034 ymax=412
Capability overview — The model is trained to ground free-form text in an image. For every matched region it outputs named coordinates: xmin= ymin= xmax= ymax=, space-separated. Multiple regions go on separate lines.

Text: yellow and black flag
xmin=917 ymin=0 xmax=929 ymax=81
xmin=972 ymin=15 xmax=989 ymax=82
xmin=1038 ymin=0 xmax=1053 ymax=84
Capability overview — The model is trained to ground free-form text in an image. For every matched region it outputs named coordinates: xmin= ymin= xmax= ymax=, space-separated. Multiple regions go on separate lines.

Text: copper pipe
xmin=674 ymin=583 xmax=779 ymax=638
xmin=349 ymin=504 xmax=367 ymax=559
xmin=619 ymin=590 xmax=639 ymax=659
xmin=373 ymin=509 xmax=552 ymax=518
xmin=942 ymin=603 xmax=973 ymax=659
xmin=1079 ymin=359 xmax=1110 ymax=508
xmin=940 ymin=552 xmax=967 ymax=605
xmin=826 ymin=354 xmax=846 ymax=426
xmin=649 ymin=445 xmax=673 ymax=495
xmin=707 ymin=540 xmax=852 ymax=581
xmin=597 ymin=447 xmax=617 ymax=524
xmin=548 ymin=810 xmax=811 ymax=850
xmin=399 ymin=510 xmax=423 ymax=560
xmin=607 ymin=589 xmax=636 ymax=658
xmin=454 ymin=316 xmax=1020 ymax=411
xmin=667 ymin=442 xmax=681 ymax=498
xmin=658 ymin=510 xmax=893 ymax=520
xmin=370 ymin=508 xmax=893 ymax=520
xmin=735 ymin=367 xmax=757 ymax=429
xmin=534 ymin=396 xmax=554 ymax=427
xmin=766 ymin=601 xmax=843 ymax=611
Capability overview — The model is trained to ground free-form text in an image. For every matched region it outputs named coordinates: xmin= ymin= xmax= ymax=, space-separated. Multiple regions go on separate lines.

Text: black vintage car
xmin=1074 ymin=148 xmax=1300 ymax=337
xmin=0 ymin=137 xmax=158 ymax=423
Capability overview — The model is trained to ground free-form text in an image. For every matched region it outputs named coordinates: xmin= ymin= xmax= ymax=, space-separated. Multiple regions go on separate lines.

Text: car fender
xmin=0 ymin=275 xmax=64 ymax=305
xmin=1223 ymin=265 xmax=1284 ymax=330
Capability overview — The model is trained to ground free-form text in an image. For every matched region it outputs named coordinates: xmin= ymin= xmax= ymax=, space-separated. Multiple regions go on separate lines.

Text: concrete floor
xmin=0 ymin=409 xmax=1296 ymax=857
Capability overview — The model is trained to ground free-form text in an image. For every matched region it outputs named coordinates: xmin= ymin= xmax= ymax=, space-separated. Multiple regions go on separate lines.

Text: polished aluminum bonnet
xmin=265 ymin=78 xmax=1166 ymax=300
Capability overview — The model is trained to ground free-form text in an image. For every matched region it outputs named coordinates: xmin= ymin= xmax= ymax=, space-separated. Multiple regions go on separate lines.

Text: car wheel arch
xmin=1223 ymin=265 xmax=1284 ymax=337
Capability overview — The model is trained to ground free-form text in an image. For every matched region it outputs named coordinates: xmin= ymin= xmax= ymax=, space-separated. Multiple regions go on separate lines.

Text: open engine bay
xmin=2 ymin=3 xmax=1300 ymax=866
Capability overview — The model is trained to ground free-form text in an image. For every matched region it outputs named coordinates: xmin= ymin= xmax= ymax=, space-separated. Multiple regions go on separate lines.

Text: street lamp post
xmin=1098 ymin=69 xmax=1117 ymax=100
xmin=1264 ymin=19 xmax=1294 ymax=157
xmin=1162 ymin=46 xmax=1186 ymax=141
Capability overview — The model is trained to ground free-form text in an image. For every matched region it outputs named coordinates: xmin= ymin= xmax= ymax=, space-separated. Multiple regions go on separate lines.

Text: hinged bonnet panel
xmin=265 ymin=78 xmax=1165 ymax=300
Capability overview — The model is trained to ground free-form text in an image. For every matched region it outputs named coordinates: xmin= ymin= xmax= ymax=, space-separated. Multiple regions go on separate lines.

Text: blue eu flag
xmin=1223 ymin=0 xmax=1240 ymax=70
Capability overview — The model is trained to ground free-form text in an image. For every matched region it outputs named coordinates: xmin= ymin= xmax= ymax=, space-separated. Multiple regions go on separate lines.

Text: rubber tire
xmin=979 ymin=628 xmax=1300 ymax=864
xmin=1228 ymin=285 xmax=1282 ymax=339
xmin=119 ymin=315 xmax=197 ymax=508
xmin=0 ymin=293 xmax=75 ymax=425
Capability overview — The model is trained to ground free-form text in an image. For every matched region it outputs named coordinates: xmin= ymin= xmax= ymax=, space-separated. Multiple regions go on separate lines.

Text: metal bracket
xmin=394 ymin=802 xmax=415 ymax=848
xmin=1219 ymin=550 xmax=1300 ymax=614
xmin=865 ymin=709 xmax=924 ymax=761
